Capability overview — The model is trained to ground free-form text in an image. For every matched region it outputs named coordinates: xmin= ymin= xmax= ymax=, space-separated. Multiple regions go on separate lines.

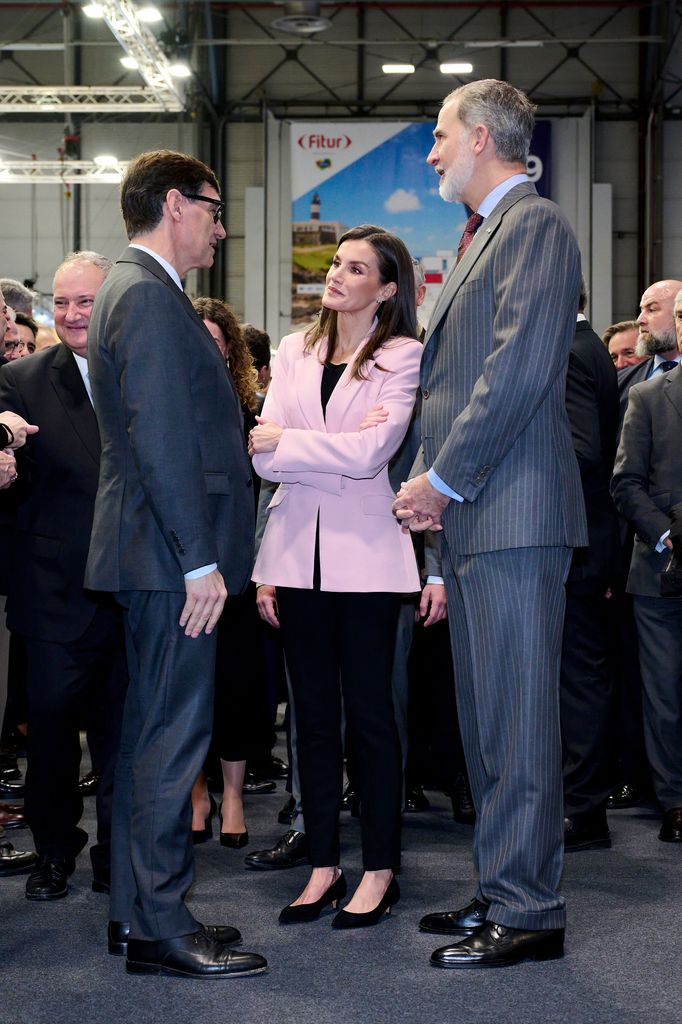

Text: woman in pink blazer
xmin=250 ymin=225 xmax=421 ymax=929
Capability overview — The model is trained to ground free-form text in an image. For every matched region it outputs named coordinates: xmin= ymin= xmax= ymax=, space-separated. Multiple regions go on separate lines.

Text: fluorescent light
xmin=40 ymin=103 xmax=57 ymax=111
xmin=137 ymin=6 xmax=162 ymax=23
xmin=82 ymin=3 xmax=104 ymax=17
xmin=168 ymin=62 xmax=191 ymax=78
xmin=382 ymin=63 xmax=415 ymax=75
xmin=120 ymin=55 xmax=139 ymax=69
xmin=94 ymin=154 xmax=119 ymax=167
xmin=440 ymin=62 xmax=474 ymax=74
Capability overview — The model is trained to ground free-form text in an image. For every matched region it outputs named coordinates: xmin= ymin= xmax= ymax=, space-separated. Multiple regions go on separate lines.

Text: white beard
xmin=438 ymin=150 xmax=475 ymax=204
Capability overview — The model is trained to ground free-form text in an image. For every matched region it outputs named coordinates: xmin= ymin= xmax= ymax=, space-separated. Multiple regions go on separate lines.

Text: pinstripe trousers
xmin=442 ymin=542 xmax=571 ymax=931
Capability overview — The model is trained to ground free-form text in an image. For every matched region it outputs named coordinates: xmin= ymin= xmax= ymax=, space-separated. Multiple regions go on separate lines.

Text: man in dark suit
xmin=617 ymin=279 xmax=682 ymax=427
xmin=0 ymin=252 xmax=129 ymax=900
xmin=561 ymin=293 xmax=621 ymax=851
xmin=611 ymin=287 xmax=682 ymax=845
xmin=394 ymin=79 xmax=586 ymax=968
xmin=85 ymin=150 xmax=266 ymax=980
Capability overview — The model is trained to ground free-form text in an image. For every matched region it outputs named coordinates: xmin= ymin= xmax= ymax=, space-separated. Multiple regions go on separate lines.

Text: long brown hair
xmin=193 ymin=297 xmax=259 ymax=412
xmin=304 ymin=224 xmax=418 ymax=380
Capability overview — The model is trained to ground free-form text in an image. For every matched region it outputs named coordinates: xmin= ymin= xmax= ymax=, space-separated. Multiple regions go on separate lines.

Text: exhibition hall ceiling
xmin=0 ymin=0 xmax=679 ymax=119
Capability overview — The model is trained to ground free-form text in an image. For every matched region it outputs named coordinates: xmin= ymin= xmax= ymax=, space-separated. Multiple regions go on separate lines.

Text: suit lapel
xmin=49 ymin=345 xmax=100 ymax=464
xmin=424 ymin=182 xmax=539 ymax=348
xmin=664 ymin=365 xmax=682 ymax=422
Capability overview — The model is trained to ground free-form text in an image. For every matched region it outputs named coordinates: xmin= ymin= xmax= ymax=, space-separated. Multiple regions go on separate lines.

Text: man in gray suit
xmin=393 ymin=79 xmax=586 ymax=968
xmin=85 ymin=150 xmax=266 ymax=980
xmin=610 ymin=286 xmax=682 ymax=846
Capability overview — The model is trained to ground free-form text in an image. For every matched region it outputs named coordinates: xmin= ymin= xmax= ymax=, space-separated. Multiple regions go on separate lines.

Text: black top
xmin=321 ymin=363 xmax=346 ymax=419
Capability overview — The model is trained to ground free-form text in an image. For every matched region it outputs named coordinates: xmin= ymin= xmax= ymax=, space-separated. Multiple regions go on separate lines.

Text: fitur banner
xmin=289 ymin=120 xmax=551 ymax=329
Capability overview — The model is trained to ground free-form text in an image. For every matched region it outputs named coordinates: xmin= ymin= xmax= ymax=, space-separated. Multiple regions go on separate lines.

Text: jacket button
xmin=422 ymin=388 xmax=430 ymax=399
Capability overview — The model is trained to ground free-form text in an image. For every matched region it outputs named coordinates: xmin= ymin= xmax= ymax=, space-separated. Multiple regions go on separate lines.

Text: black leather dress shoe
xmin=340 ymin=784 xmax=360 ymax=817
xmin=278 ymin=796 xmax=296 ymax=825
xmin=244 ymin=829 xmax=309 ymax=870
xmin=450 ymin=774 xmax=476 ymax=825
xmin=404 ymin=785 xmax=430 ymax=812
xmin=564 ymin=811 xmax=611 ymax=851
xmin=0 ymin=838 xmax=37 ymax=876
xmin=25 ymin=855 xmax=74 ymax=900
xmin=0 ymin=772 xmax=24 ymax=798
xmin=78 ymin=769 xmax=101 ymax=797
xmin=606 ymin=784 xmax=647 ymax=810
xmin=431 ymin=921 xmax=565 ymax=969
xmin=659 ymin=807 xmax=682 ymax=843
xmin=126 ymin=932 xmax=267 ymax=978
xmin=0 ymin=808 xmax=27 ymax=829
xmin=267 ymin=755 xmax=289 ymax=779
xmin=109 ymin=920 xmax=242 ymax=956
xmin=242 ymin=771 xmax=276 ymax=795
xmin=419 ymin=897 xmax=489 ymax=935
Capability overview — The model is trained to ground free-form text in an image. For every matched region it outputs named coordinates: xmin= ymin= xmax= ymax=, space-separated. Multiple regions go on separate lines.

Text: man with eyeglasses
xmin=85 ymin=150 xmax=265 ymax=980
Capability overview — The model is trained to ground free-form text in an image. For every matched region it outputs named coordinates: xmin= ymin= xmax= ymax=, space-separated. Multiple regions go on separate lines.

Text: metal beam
xmin=0 ymin=85 xmax=183 ymax=112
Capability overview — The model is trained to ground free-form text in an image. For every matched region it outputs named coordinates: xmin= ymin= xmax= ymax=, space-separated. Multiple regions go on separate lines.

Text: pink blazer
xmin=252 ymin=329 xmax=422 ymax=593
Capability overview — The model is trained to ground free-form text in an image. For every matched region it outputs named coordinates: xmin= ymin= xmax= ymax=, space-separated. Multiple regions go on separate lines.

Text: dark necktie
xmin=659 ymin=360 xmax=678 ymax=373
xmin=456 ymin=212 xmax=484 ymax=264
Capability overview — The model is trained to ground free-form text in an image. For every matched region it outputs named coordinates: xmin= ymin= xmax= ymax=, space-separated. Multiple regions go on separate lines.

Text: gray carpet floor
xmin=1 ymin=749 xmax=680 ymax=1024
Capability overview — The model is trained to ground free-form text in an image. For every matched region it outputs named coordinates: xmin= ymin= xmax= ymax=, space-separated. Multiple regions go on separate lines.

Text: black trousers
xmin=277 ymin=587 xmax=402 ymax=871
xmin=22 ymin=603 xmax=127 ymax=872
xmin=560 ymin=578 xmax=616 ymax=817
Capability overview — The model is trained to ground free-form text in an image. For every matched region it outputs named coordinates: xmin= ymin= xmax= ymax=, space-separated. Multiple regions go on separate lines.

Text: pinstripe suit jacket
xmin=420 ymin=181 xmax=587 ymax=555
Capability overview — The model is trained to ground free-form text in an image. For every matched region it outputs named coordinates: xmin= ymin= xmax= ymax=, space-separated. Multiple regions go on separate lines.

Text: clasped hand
xmin=392 ymin=473 xmax=450 ymax=533
xmin=248 ymin=417 xmax=284 ymax=456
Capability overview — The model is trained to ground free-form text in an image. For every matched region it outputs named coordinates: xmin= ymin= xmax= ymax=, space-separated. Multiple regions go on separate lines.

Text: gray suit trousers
xmin=632 ymin=595 xmax=682 ymax=809
xmin=111 ymin=590 xmax=217 ymax=939
xmin=443 ymin=544 xmax=570 ymax=931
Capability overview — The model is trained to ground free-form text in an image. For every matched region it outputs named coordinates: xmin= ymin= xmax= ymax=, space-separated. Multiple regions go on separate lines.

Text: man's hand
xmin=255 ymin=584 xmax=279 ymax=628
xmin=0 ymin=412 xmax=39 ymax=449
xmin=248 ymin=417 xmax=283 ymax=456
xmin=0 ymin=450 xmax=17 ymax=490
xmin=179 ymin=569 xmax=227 ymax=638
xmin=393 ymin=473 xmax=449 ymax=532
xmin=358 ymin=404 xmax=389 ymax=431
xmin=417 ymin=583 xmax=447 ymax=626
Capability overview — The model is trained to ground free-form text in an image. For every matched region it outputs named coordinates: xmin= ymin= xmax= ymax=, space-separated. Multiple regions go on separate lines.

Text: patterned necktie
xmin=659 ymin=360 xmax=678 ymax=373
xmin=456 ymin=212 xmax=484 ymax=264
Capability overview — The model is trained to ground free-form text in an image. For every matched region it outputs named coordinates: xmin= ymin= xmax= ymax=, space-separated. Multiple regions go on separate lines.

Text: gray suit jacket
xmin=420 ymin=181 xmax=587 ymax=555
xmin=85 ymin=247 xmax=254 ymax=594
xmin=610 ymin=364 xmax=682 ymax=597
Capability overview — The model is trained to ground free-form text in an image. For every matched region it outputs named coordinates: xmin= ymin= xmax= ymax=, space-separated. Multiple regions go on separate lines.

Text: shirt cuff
xmin=427 ymin=468 xmax=464 ymax=503
xmin=655 ymin=530 xmax=671 ymax=554
xmin=425 ymin=576 xmax=444 ymax=585
xmin=184 ymin=563 xmax=217 ymax=579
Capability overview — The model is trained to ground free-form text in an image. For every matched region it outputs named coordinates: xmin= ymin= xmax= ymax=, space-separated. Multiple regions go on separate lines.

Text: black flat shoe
xmin=430 ymin=921 xmax=564 ymax=969
xmin=192 ymin=794 xmax=217 ymax=845
xmin=279 ymin=871 xmax=346 ymax=924
xmin=419 ymin=897 xmax=489 ymax=935
xmin=126 ymin=933 xmax=266 ymax=979
xmin=109 ymin=920 xmax=242 ymax=957
xmin=220 ymin=830 xmax=249 ymax=849
xmin=331 ymin=877 xmax=399 ymax=930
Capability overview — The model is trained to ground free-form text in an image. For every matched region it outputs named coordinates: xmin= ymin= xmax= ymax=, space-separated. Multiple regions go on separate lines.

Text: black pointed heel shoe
xmin=279 ymin=871 xmax=347 ymax=924
xmin=220 ymin=830 xmax=249 ymax=849
xmin=192 ymin=794 xmax=217 ymax=845
xmin=331 ymin=877 xmax=399 ymax=930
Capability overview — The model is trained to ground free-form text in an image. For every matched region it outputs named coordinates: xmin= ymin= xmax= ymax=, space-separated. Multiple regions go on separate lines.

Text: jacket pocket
xmin=204 ymin=472 xmax=231 ymax=494
xmin=361 ymin=494 xmax=395 ymax=518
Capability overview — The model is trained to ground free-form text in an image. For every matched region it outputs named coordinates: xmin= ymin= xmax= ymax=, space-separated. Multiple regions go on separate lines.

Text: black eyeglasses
xmin=181 ymin=193 xmax=224 ymax=224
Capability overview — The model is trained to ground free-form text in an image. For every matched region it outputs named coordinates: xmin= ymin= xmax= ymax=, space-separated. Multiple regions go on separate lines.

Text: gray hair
xmin=444 ymin=79 xmax=536 ymax=164
xmin=54 ymin=250 xmax=113 ymax=280
xmin=675 ymin=288 xmax=682 ymax=310
xmin=0 ymin=278 xmax=35 ymax=314
xmin=411 ymin=257 xmax=425 ymax=291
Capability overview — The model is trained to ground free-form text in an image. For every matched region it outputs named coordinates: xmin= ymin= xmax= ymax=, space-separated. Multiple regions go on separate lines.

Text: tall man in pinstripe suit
xmin=393 ymin=80 xmax=587 ymax=968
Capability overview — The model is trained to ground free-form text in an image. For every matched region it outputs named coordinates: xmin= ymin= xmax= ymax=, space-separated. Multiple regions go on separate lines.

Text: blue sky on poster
xmin=292 ymin=122 xmax=467 ymax=259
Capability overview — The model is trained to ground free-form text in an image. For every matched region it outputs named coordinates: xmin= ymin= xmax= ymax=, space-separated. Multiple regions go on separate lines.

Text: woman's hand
xmin=0 ymin=450 xmax=18 ymax=490
xmin=248 ymin=417 xmax=283 ymax=456
xmin=256 ymin=584 xmax=279 ymax=628
xmin=358 ymin=404 xmax=389 ymax=431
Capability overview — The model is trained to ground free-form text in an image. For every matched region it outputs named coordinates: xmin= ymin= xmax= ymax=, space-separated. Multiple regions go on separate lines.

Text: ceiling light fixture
xmin=440 ymin=62 xmax=473 ymax=74
xmin=168 ymin=62 xmax=191 ymax=78
xmin=120 ymin=55 xmax=139 ymax=69
xmin=82 ymin=3 xmax=105 ymax=17
xmin=93 ymin=153 xmax=119 ymax=166
xmin=137 ymin=5 xmax=162 ymax=23
xmin=382 ymin=63 xmax=415 ymax=75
